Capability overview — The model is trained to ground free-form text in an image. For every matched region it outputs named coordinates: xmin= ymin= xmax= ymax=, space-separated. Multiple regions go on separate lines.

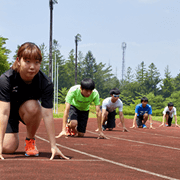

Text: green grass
xmin=53 ymin=113 xmax=180 ymax=124
xmin=53 ymin=113 xmax=64 ymax=118
xmin=53 ymin=104 xmax=180 ymax=124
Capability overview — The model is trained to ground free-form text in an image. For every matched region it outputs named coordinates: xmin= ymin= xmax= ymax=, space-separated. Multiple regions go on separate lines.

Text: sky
xmin=1 ymin=0 xmax=180 ymax=79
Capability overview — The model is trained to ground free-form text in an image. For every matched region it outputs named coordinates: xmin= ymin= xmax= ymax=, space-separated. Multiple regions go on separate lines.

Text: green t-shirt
xmin=65 ymin=85 xmax=100 ymax=111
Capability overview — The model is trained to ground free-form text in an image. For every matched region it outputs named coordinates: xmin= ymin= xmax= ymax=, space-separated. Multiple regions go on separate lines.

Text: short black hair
xmin=141 ymin=97 xmax=148 ymax=103
xmin=81 ymin=78 xmax=95 ymax=90
xmin=109 ymin=88 xmax=120 ymax=95
xmin=168 ymin=102 xmax=174 ymax=107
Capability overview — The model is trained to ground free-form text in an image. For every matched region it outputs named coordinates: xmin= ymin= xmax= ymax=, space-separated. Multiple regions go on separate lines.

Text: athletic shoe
xmin=66 ymin=126 xmax=71 ymax=136
xmin=25 ymin=139 xmax=39 ymax=157
xmin=165 ymin=123 xmax=168 ymax=127
xmin=102 ymin=125 xmax=107 ymax=131
xmin=71 ymin=128 xmax=77 ymax=136
xmin=142 ymin=124 xmax=147 ymax=128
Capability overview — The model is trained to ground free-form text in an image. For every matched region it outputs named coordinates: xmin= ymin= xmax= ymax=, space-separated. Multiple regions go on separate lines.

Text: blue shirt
xmin=135 ymin=103 xmax=152 ymax=116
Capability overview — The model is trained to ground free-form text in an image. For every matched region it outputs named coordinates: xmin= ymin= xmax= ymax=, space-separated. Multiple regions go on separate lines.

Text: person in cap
xmin=159 ymin=102 xmax=180 ymax=127
xmin=99 ymin=88 xmax=128 ymax=132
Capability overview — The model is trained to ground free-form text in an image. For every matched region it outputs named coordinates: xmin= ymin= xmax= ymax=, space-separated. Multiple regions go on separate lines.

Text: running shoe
xmin=165 ymin=123 xmax=168 ymax=127
xmin=142 ymin=124 xmax=147 ymax=128
xmin=66 ymin=126 xmax=71 ymax=136
xmin=25 ymin=139 xmax=39 ymax=157
xmin=102 ymin=125 xmax=107 ymax=131
xmin=71 ymin=128 xmax=77 ymax=136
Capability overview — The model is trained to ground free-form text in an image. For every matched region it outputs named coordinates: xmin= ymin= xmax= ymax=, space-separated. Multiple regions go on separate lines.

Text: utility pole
xmin=75 ymin=36 xmax=78 ymax=85
xmin=74 ymin=34 xmax=81 ymax=85
xmin=56 ymin=64 xmax=59 ymax=114
xmin=54 ymin=53 xmax=56 ymax=113
xmin=122 ymin=42 xmax=127 ymax=81
xmin=49 ymin=0 xmax=58 ymax=80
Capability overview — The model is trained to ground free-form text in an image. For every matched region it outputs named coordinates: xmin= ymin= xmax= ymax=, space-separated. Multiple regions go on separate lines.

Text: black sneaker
xmin=102 ymin=125 xmax=107 ymax=131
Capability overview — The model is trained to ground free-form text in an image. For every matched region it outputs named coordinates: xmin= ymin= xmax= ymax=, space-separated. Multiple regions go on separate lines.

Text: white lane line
xmin=87 ymin=130 xmax=180 ymax=151
xmin=35 ymin=135 xmax=179 ymax=180
xmin=4 ymin=159 xmax=101 ymax=162
xmin=129 ymin=128 xmax=180 ymax=139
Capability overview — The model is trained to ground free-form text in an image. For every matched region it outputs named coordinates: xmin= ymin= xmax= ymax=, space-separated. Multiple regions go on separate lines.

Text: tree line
xmin=1 ymin=36 xmax=180 ymax=115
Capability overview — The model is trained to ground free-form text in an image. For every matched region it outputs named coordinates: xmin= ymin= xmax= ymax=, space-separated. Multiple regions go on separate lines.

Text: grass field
xmin=53 ymin=104 xmax=180 ymax=124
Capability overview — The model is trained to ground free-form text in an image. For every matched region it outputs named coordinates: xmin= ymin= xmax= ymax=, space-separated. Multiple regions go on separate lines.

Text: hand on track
xmin=55 ymin=130 xmax=66 ymax=138
xmin=0 ymin=154 xmax=4 ymax=160
xmin=149 ymin=126 xmax=155 ymax=129
xmin=97 ymin=131 xmax=109 ymax=139
xmin=130 ymin=125 xmax=136 ymax=129
xmin=123 ymin=127 xmax=129 ymax=132
xmin=159 ymin=123 xmax=164 ymax=127
xmin=50 ymin=146 xmax=69 ymax=160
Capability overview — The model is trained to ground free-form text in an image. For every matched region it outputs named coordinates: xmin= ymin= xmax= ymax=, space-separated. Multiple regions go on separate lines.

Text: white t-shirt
xmin=102 ymin=97 xmax=123 ymax=112
xmin=163 ymin=106 xmax=176 ymax=118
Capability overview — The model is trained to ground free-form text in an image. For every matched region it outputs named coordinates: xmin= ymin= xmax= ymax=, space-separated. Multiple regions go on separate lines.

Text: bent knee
xmin=26 ymin=101 xmax=41 ymax=115
xmin=3 ymin=145 xmax=18 ymax=154
xmin=3 ymin=133 xmax=19 ymax=154
xmin=20 ymin=100 xmax=41 ymax=116
xmin=69 ymin=120 xmax=78 ymax=127
xmin=143 ymin=113 xmax=148 ymax=119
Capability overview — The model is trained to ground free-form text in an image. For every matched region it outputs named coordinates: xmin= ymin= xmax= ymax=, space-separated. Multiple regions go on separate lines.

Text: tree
xmin=119 ymin=81 xmax=140 ymax=105
xmin=63 ymin=49 xmax=75 ymax=89
xmin=161 ymin=65 xmax=175 ymax=98
xmin=39 ymin=43 xmax=49 ymax=75
xmin=81 ymin=51 xmax=115 ymax=98
xmin=82 ymin=51 xmax=96 ymax=79
xmin=0 ymin=36 xmax=11 ymax=75
xmin=146 ymin=92 xmax=165 ymax=110
xmin=58 ymin=87 xmax=69 ymax=103
xmin=125 ymin=67 xmax=134 ymax=83
xmin=173 ymin=72 xmax=180 ymax=91
xmin=11 ymin=45 xmax=20 ymax=67
xmin=51 ymin=40 xmax=66 ymax=89
xmin=144 ymin=63 xmax=161 ymax=95
xmin=93 ymin=62 xmax=114 ymax=98
xmin=135 ymin=61 xmax=147 ymax=94
xmin=135 ymin=61 xmax=146 ymax=83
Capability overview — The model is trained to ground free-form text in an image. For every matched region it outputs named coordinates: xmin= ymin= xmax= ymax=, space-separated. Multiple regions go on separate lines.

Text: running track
xmin=1 ymin=118 xmax=180 ymax=180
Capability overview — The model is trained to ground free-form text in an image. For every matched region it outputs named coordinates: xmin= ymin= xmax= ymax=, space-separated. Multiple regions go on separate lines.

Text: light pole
xmin=49 ymin=0 xmax=58 ymax=80
xmin=53 ymin=53 xmax=56 ymax=113
xmin=56 ymin=63 xmax=59 ymax=114
xmin=122 ymin=42 xmax=127 ymax=81
xmin=74 ymin=34 xmax=81 ymax=85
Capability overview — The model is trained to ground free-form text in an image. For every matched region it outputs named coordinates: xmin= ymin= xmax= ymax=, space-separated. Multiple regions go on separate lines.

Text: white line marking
xmin=129 ymin=128 xmax=180 ymax=139
xmin=35 ymin=135 xmax=179 ymax=180
xmin=87 ymin=130 xmax=180 ymax=151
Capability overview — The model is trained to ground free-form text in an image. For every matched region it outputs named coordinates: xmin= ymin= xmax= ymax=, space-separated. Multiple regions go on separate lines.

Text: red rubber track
xmin=1 ymin=118 xmax=180 ymax=180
